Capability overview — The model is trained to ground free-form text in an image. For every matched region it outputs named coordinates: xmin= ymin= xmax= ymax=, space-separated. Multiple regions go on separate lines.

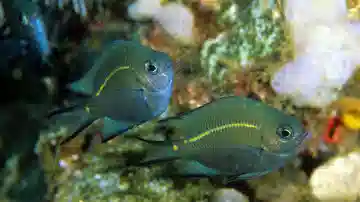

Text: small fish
xmin=49 ymin=40 xmax=174 ymax=144
xmin=130 ymin=96 xmax=309 ymax=183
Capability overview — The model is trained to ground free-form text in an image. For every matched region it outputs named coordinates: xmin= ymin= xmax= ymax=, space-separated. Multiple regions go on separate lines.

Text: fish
xmin=48 ymin=40 xmax=174 ymax=144
xmin=129 ymin=95 xmax=309 ymax=183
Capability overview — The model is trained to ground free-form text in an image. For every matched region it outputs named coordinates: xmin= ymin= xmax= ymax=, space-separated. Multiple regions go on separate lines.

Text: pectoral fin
xmin=99 ymin=117 xmax=134 ymax=142
xmin=223 ymin=170 xmax=272 ymax=184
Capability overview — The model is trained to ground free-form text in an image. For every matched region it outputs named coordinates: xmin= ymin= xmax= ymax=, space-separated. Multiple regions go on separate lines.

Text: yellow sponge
xmin=342 ymin=112 xmax=360 ymax=130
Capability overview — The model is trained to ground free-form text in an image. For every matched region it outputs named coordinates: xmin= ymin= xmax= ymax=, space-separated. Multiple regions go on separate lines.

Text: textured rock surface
xmin=211 ymin=188 xmax=249 ymax=202
xmin=310 ymin=150 xmax=360 ymax=201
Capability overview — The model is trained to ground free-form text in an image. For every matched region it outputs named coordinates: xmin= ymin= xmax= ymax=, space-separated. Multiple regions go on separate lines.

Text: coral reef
xmin=200 ymin=0 xmax=287 ymax=81
xmin=4 ymin=0 xmax=360 ymax=202
xmin=37 ymin=127 xmax=215 ymax=202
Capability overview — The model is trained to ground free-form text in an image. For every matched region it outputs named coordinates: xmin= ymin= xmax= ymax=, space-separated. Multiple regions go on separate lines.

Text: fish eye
xmin=276 ymin=125 xmax=294 ymax=140
xmin=145 ymin=60 xmax=158 ymax=75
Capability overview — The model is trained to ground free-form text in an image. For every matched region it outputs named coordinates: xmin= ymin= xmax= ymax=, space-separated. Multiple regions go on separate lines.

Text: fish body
xmin=134 ymin=96 xmax=309 ymax=182
xmin=49 ymin=40 xmax=174 ymax=143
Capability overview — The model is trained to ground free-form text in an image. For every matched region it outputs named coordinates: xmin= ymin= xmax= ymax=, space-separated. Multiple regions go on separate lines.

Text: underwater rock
xmin=310 ymin=150 xmax=360 ymax=201
xmin=248 ymin=167 xmax=313 ymax=202
xmin=42 ymin=133 xmax=215 ymax=202
xmin=211 ymin=188 xmax=249 ymax=202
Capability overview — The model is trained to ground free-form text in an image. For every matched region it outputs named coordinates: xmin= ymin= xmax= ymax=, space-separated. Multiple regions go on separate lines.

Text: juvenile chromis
xmin=131 ymin=96 xmax=309 ymax=183
xmin=49 ymin=40 xmax=174 ymax=144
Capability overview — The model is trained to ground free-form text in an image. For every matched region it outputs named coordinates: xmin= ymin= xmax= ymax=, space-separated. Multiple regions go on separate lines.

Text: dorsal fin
xmin=69 ymin=40 xmax=129 ymax=95
xmin=69 ymin=73 xmax=95 ymax=95
xmin=68 ymin=50 xmax=104 ymax=95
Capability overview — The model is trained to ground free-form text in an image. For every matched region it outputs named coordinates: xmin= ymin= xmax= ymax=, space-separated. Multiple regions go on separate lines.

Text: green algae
xmin=200 ymin=0 xmax=287 ymax=81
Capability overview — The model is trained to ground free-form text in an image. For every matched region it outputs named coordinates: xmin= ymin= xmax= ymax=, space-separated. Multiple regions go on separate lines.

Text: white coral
xmin=128 ymin=0 xmax=195 ymax=44
xmin=271 ymin=0 xmax=360 ymax=108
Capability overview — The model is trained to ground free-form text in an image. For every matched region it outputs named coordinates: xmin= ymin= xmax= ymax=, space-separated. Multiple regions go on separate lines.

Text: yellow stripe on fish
xmin=95 ymin=66 xmax=130 ymax=96
xmin=186 ymin=122 xmax=259 ymax=143
xmin=172 ymin=122 xmax=259 ymax=151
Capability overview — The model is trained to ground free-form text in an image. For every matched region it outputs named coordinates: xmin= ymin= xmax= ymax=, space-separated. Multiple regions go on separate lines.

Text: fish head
xmin=259 ymin=108 xmax=310 ymax=156
xmin=96 ymin=41 xmax=174 ymax=94
xmin=128 ymin=45 xmax=174 ymax=116
xmin=134 ymin=51 xmax=174 ymax=93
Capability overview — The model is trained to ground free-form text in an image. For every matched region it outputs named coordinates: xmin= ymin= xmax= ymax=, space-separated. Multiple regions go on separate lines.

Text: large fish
xmin=48 ymin=40 xmax=174 ymax=144
xmin=130 ymin=95 xmax=309 ymax=183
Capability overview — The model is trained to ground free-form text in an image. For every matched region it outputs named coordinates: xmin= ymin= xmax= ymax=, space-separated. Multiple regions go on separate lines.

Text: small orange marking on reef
xmin=322 ymin=115 xmax=342 ymax=144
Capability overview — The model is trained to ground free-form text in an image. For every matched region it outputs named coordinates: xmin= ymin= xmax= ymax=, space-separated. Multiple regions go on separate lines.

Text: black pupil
xmin=281 ymin=129 xmax=291 ymax=137
xmin=147 ymin=63 xmax=157 ymax=72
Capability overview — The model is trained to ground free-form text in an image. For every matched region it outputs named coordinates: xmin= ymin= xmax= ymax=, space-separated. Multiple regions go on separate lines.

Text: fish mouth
xmin=263 ymin=131 xmax=311 ymax=156
xmin=298 ymin=131 xmax=311 ymax=145
xmin=148 ymin=74 xmax=172 ymax=92
xmin=156 ymin=77 xmax=173 ymax=93
xmin=149 ymin=63 xmax=174 ymax=92
xmin=284 ymin=131 xmax=311 ymax=155
xmin=295 ymin=131 xmax=311 ymax=153
xmin=145 ymin=71 xmax=173 ymax=93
